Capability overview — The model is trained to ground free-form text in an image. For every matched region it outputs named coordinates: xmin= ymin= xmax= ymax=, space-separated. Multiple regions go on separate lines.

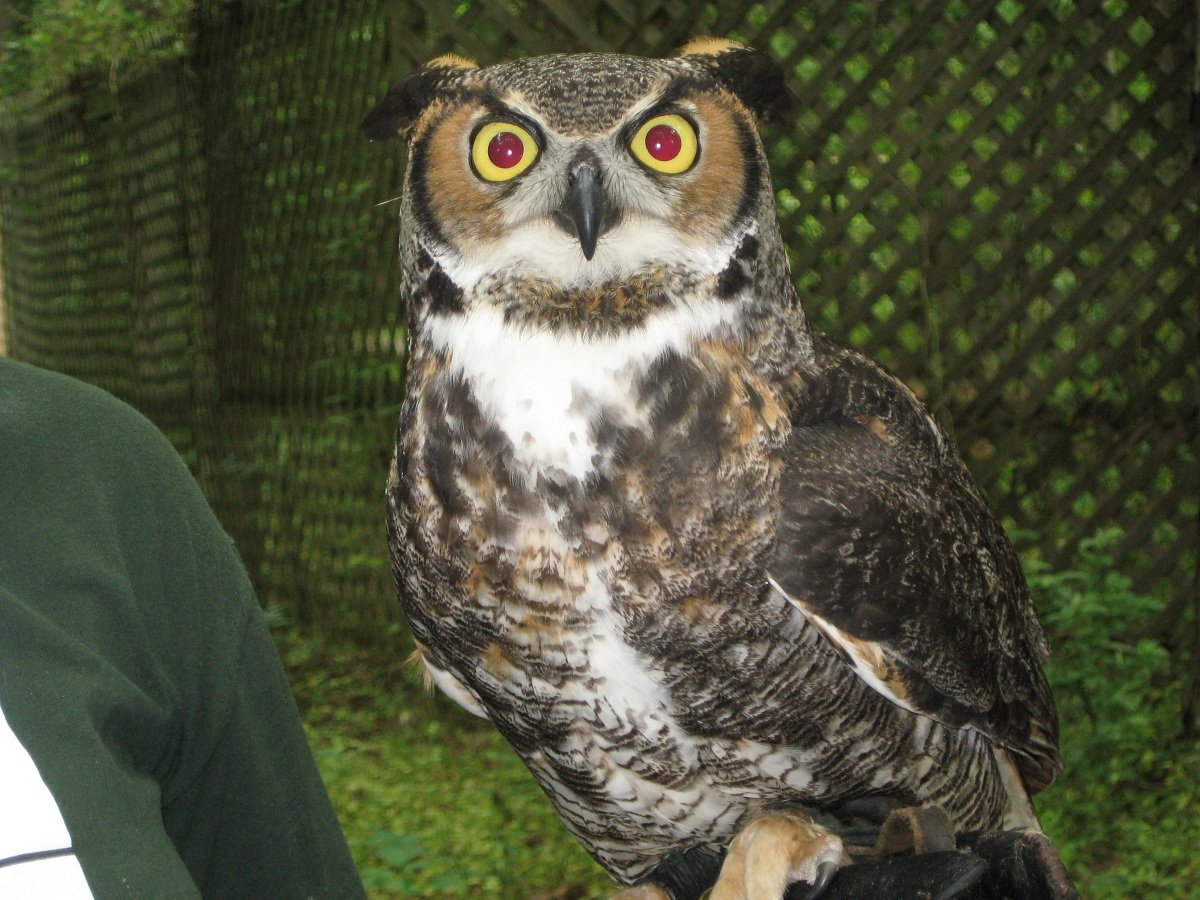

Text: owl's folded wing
xmin=769 ymin=334 xmax=1061 ymax=794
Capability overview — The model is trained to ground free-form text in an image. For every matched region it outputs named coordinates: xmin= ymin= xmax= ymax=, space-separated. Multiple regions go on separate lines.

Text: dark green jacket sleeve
xmin=0 ymin=359 xmax=366 ymax=899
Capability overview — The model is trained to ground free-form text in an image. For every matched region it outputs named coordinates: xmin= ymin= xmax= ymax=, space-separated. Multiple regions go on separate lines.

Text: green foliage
xmin=0 ymin=0 xmax=192 ymax=98
xmin=281 ymin=629 xmax=611 ymax=899
xmin=1030 ymin=528 xmax=1199 ymax=897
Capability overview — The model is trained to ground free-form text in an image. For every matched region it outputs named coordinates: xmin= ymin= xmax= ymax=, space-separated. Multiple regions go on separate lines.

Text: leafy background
xmin=1 ymin=1 xmax=1197 ymax=896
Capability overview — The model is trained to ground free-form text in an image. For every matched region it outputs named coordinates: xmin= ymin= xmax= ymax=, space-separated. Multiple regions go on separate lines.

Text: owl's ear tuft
xmin=678 ymin=38 xmax=793 ymax=125
xmin=361 ymin=55 xmax=478 ymax=141
xmin=678 ymin=36 xmax=745 ymax=57
xmin=424 ymin=53 xmax=478 ymax=71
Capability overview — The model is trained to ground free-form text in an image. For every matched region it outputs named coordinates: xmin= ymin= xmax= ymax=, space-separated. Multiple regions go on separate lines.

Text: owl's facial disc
xmin=408 ymin=79 xmax=767 ymax=297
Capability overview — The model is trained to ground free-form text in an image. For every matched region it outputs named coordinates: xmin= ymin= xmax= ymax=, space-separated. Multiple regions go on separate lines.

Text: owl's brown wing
xmin=770 ymin=333 xmax=1061 ymax=794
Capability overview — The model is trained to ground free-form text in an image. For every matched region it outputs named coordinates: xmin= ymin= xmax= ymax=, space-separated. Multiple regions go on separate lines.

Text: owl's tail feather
xmin=995 ymin=745 xmax=1044 ymax=830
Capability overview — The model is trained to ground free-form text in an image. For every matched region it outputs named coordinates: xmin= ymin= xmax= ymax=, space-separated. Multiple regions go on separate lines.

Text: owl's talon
xmin=710 ymin=810 xmax=849 ymax=900
xmin=802 ymin=859 xmax=840 ymax=899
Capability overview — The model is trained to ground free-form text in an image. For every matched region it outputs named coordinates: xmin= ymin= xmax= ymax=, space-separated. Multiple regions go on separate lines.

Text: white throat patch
xmin=423 ymin=297 xmax=742 ymax=484
xmin=437 ymin=218 xmax=740 ymax=291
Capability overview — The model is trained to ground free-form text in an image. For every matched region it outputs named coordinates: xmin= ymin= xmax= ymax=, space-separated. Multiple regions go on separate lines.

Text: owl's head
xmin=364 ymin=39 xmax=792 ymax=324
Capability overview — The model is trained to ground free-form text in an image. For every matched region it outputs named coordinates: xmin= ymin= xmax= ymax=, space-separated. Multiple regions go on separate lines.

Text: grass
xmin=281 ymin=530 xmax=1199 ymax=898
xmin=1026 ymin=531 xmax=1200 ymax=897
xmin=281 ymin=630 xmax=612 ymax=899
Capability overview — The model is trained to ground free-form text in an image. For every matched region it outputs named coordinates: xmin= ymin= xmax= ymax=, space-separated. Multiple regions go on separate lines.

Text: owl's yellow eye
xmin=471 ymin=122 xmax=539 ymax=182
xmin=630 ymin=114 xmax=698 ymax=174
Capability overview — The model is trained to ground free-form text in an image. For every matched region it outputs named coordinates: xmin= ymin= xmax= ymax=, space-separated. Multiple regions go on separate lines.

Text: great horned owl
xmin=363 ymin=40 xmax=1060 ymax=899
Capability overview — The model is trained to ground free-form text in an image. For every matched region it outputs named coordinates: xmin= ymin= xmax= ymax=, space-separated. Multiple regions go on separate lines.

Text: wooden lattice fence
xmin=0 ymin=0 xmax=1196 ymax=642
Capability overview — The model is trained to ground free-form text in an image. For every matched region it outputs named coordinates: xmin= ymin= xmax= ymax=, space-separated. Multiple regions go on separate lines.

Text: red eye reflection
xmin=487 ymin=131 xmax=525 ymax=169
xmin=644 ymin=123 xmax=683 ymax=162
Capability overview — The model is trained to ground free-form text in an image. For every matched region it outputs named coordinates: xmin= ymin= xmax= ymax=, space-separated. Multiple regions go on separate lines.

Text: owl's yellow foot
xmin=610 ymin=886 xmax=669 ymax=900
xmin=709 ymin=809 xmax=849 ymax=900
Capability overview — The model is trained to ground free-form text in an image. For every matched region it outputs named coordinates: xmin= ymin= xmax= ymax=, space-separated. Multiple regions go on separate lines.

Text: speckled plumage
xmin=365 ymin=41 xmax=1060 ymax=891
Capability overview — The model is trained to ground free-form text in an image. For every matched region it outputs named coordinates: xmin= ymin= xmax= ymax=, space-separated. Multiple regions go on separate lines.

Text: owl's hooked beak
xmin=555 ymin=156 xmax=614 ymax=261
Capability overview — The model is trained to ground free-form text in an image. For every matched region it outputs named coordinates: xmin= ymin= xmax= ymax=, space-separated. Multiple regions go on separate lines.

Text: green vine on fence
xmin=0 ymin=0 xmax=192 ymax=99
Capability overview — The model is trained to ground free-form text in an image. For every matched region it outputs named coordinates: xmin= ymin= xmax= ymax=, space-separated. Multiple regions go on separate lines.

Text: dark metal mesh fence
xmin=1 ymin=0 xmax=1196 ymax=644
